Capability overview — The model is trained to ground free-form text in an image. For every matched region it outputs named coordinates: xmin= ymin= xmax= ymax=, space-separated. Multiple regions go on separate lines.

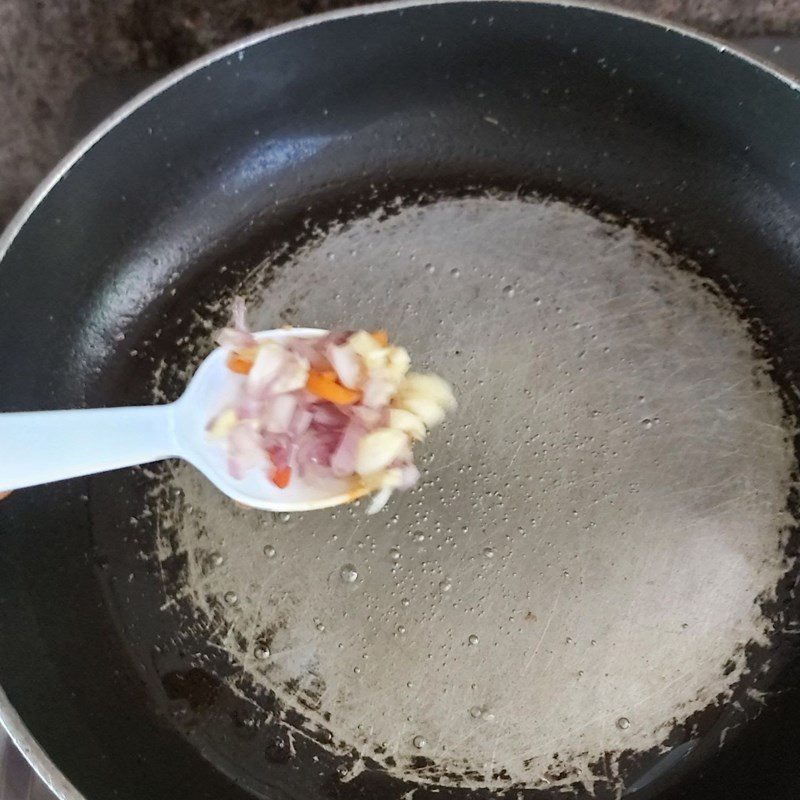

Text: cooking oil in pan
xmin=154 ymin=195 xmax=797 ymax=794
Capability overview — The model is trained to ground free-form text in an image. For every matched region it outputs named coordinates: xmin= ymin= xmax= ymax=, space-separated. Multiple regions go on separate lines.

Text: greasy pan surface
xmin=1 ymin=2 xmax=800 ymax=799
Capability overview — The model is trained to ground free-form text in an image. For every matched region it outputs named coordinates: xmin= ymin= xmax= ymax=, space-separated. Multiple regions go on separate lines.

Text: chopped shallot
xmin=208 ymin=300 xmax=455 ymax=512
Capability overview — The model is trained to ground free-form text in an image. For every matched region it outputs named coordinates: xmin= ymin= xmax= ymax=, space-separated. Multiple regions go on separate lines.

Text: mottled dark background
xmin=1 ymin=0 xmax=800 ymax=225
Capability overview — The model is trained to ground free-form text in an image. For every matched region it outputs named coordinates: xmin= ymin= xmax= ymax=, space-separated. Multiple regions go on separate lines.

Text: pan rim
xmin=0 ymin=2 xmax=798 ymax=799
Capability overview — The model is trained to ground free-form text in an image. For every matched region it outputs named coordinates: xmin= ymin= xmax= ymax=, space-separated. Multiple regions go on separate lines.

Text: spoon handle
xmin=0 ymin=405 xmax=177 ymax=492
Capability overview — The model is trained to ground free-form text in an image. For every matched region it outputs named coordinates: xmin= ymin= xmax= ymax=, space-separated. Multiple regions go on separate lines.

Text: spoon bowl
xmin=174 ymin=328 xmax=367 ymax=511
xmin=0 ymin=328 xmax=367 ymax=512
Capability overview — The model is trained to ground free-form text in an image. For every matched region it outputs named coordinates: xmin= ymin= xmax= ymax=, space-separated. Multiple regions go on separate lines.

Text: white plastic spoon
xmin=0 ymin=328 xmax=367 ymax=512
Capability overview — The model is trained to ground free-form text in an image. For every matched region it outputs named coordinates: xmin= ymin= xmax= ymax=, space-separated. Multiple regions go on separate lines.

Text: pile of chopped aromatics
xmin=207 ymin=300 xmax=455 ymax=513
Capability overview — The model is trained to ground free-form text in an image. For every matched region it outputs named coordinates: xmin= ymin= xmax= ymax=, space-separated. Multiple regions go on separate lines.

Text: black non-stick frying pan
xmin=2 ymin=2 xmax=800 ymax=800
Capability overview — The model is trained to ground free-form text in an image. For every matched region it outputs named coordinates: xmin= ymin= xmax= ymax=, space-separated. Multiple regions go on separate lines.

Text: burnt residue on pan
xmin=80 ymin=186 xmax=800 ymax=800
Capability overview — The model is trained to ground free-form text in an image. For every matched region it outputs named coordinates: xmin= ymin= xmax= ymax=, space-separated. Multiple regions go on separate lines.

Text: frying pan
xmin=2 ymin=2 xmax=800 ymax=799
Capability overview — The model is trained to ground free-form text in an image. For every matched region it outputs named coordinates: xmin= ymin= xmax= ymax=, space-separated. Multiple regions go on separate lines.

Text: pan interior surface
xmin=3 ymin=4 xmax=800 ymax=800
xmin=150 ymin=194 xmax=796 ymax=795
